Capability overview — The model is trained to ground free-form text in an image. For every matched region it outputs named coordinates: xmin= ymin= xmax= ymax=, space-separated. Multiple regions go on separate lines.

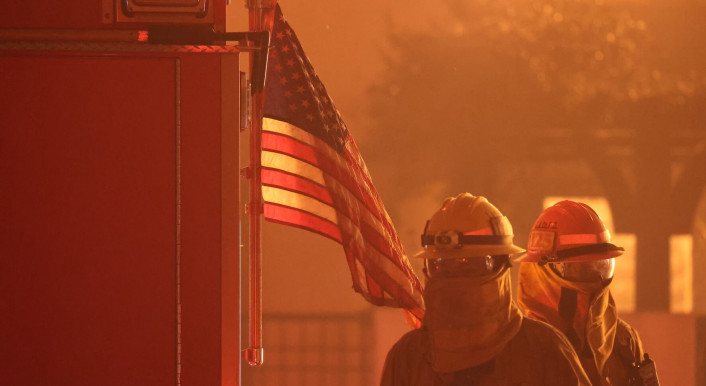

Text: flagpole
xmin=244 ymin=0 xmax=275 ymax=368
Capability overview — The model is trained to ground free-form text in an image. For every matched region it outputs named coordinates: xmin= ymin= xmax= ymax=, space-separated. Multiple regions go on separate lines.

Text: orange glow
xmin=670 ymin=234 xmax=693 ymax=313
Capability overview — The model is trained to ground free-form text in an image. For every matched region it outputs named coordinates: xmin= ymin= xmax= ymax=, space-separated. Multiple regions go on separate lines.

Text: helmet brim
xmin=414 ymin=243 xmax=525 ymax=259
xmin=514 ymin=245 xmax=624 ymax=263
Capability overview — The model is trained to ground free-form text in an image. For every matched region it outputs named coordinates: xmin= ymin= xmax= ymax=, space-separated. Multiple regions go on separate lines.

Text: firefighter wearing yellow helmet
xmin=516 ymin=200 xmax=660 ymax=386
xmin=380 ymin=193 xmax=590 ymax=386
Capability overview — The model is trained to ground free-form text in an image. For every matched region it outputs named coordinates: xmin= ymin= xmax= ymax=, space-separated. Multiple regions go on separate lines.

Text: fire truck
xmin=0 ymin=1 xmax=267 ymax=384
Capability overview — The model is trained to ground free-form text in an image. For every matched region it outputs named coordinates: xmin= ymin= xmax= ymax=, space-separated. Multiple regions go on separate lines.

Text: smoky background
xmin=230 ymin=1 xmax=706 ymax=385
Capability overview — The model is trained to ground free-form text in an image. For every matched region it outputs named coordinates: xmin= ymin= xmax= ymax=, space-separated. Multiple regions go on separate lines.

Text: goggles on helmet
xmin=421 ymin=229 xmax=513 ymax=250
xmin=423 ymin=255 xmax=510 ymax=279
xmin=549 ymin=258 xmax=616 ymax=283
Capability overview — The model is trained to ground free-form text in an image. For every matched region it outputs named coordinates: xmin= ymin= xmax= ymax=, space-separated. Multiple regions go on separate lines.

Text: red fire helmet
xmin=515 ymin=200 xmax=624 ymax=264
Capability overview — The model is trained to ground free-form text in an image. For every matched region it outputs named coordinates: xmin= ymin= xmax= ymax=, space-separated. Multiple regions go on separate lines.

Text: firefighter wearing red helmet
xmin=380 ymin=193 xmax=590 ymax=386
xmin=516 ymin=200 xmax=660 ymax=386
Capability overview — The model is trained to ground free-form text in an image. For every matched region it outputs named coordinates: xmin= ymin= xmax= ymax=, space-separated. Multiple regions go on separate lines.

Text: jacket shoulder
xmin=514 ymin=318 xmax=591 ymax=386
xmin=616 ymin=318 xmax=641 ymax=341
xmin=520 ymin=317 xmax=572 ymax=342
xmin=389 ymin=327 xmax=426 ymax=352
xmin=615 ymin=317 xmax=645 ymax=364
xmin=516 ymin=318 xmax=581 ymax=359
xmin=380 ymin=328 xmax=428 ymax=386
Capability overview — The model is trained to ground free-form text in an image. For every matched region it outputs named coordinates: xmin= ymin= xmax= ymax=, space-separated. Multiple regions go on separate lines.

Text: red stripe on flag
xmin=263 ymin=202 xmax=343 ymax=243
xmin=261 ymin=121 xmax=380 ymax=207
xmin=345 ymin=243 xmax=424 ymax=320
xmin=366 ymin=273 xmax=384 ymax=300
xmin=338 ymin=220 xmax=419 ymax=300
xmin=262 ymin=131 xmax=384 ymax=223
xmin=262 ymin=164 xmax=404 ymax=271
xmin=343 ymin=139 xmax=379 ymax=199
xmin=262 ymin=163 xmax=383 ymax=245
xmin=262 ymin=127 xmax=407 ymax=268
xmin=261 ymin=168 xmax=333 ymax=205
xmin=342 ymin=141 xmax=407 ymax=247
xmin=359 ymin=221 xmax=404 ymax=269
xmin=332 ymin=210 xmax=422 ymax=315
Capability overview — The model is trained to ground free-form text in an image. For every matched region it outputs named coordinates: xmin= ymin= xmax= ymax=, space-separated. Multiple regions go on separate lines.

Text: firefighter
xmin=515 ymin=200 xmax=660 ymax=386
xmin=380 ymin=193 xmax=590 ymax=386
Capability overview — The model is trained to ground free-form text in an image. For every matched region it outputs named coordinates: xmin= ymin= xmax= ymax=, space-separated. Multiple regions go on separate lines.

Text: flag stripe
xmin=263 ymin=202 xmax=343 ymax=243
xmin=346 ymin=238 xmax=424 ymax=318
xmin=261 ymin=168 xmax=334 ymax=205
xmin=343 ymin=140 xmax=389 ymax=213
xmin=264 ymin=117 xmax=383 ymax=217
xmin=337 ymin=212 xmax=422 ymax=307
xmin=263 ymin=170 xmax=403 ymax=268
xmin=350 ymin=243 xmax=423 ymax=315
xmin=360 ymin=220 xmax=403 ymax=269
xmin=366 ymin=273 xmax=384 ymax=299
xmin=263 ymin=181 xmax=422 ymax=307
xmin=263 ymin=119 xmax=407 ymax=263
xmin=262 ymin=133 xmax=383 ymax=228
xmin=264 ymin=168 xmax=403 ymax=268
xmin=263 ymin=119 xmax=384 ymax=221
xmin=262 ymin=185 xmax=338 ymax=225
xmin=263 ymin=187 xmax=422 ymax=312
xmin=262 ymin=150 xmax=325 ymax=186
xmin=262 ymin=132 xmax=393 ymax=254
xmin=343 ymin=144 xmax=408 ymax=254
xmin=262 ymin=149 xmax=388 ymax=242
xmin=353 ymin=259 xmax=369 ymax=295
xmin=342 ymin=141 xmax=410 ymax=258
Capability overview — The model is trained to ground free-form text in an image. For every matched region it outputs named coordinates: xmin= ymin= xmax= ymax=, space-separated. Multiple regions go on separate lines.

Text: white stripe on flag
xmin=263 ymin=146 xmax=393 ymax=253
xmin=262 ymin=186 xmax=339 ymax=225
xmin=262 ymin=151 xmax=326 ymax=186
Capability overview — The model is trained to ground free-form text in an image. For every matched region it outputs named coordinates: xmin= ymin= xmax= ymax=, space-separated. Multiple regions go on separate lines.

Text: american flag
xmin=260 ymin=4 xmax=424 ymax=321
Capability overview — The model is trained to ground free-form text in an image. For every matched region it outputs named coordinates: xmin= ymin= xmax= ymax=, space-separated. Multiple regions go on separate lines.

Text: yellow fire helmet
xmin=414 ymin=193 xmax=525 ymax=260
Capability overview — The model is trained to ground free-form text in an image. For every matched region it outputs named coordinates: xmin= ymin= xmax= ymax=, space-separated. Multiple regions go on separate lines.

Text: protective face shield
xmin=549 ymin=258 xmax=616 ymax=283
xmin=423 ymin=254 xmax=510 ymax=279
